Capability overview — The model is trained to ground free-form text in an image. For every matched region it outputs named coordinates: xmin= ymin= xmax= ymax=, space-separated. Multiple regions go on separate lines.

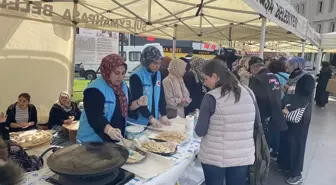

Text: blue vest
xmin=77 ymin=76 xmax=128 ymax=143
xmin=128 ymin=66 xmax=161 ymax=126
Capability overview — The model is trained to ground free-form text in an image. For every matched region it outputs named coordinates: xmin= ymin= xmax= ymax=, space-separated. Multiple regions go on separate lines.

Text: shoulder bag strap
xmin=243 ymin=86 xmax=264 ymax=135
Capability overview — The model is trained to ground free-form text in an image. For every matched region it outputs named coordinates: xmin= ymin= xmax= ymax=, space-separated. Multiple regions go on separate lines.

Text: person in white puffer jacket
xmin=195 ymin=59 xmax=256 ymax=185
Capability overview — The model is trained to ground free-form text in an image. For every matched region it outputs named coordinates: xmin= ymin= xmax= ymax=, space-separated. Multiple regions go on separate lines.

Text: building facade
xmin=290 ymin=0 xmax=336 ymax=33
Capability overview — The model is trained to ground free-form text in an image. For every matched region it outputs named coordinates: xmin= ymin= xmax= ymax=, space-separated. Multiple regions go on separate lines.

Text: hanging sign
xmin=0 ymin=0 xmax=147 ymax=32
xmin=244 ymin=0 xmax=308 ymax=40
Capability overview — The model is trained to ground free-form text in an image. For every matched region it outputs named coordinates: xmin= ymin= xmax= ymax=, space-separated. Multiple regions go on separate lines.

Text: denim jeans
xmin=201 ymin=163 xmax=248 ymax=185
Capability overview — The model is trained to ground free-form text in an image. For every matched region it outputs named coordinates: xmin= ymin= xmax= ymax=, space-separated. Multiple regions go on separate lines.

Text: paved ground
xmin=265 ymin=98 xmax=336 ymax=185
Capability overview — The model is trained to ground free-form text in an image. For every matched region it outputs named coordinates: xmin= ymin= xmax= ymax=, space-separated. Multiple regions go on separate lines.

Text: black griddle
xmin=47 ymin=168 xmax=135 ymax=185
xmin=46 ymin=142 xmax=134 ymax=185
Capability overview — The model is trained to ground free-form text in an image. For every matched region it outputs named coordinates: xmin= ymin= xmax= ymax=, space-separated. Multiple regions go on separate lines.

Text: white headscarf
xmin=56 ymin=91 xmax=72 ymax=112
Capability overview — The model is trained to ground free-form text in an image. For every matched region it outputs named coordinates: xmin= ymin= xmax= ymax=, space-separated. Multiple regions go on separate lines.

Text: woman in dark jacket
xmin=159 ymin=56 xmax=172 ymax=80
xmin=278 ymin=57 xmax=315 ymax=185
xmin=6 ymin=93 xmax=37 ymax=132
xmin=48 ymin=91 xmax=81 ymax=129
xmin=184 ymin=56 xmax=208 ymax=115
xmin=315 ymin=62 xmax=333 ymax=108
xmin=179 ymin=57 xmax=191 ymax=73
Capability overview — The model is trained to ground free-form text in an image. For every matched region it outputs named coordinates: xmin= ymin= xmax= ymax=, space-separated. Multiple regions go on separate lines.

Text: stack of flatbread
xmin=10 ymin=130 xmax=52 ymax=148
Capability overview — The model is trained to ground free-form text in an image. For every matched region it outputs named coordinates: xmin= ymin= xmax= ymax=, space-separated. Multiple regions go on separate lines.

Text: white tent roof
xmin=321 ymin=32 xmax=336 ymax=52
xmin=0 ymin=0 xmax=320 ymax=45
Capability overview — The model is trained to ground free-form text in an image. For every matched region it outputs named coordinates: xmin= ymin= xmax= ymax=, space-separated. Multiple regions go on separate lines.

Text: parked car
xmin=74 ymin=64 xmax=81 ymax=73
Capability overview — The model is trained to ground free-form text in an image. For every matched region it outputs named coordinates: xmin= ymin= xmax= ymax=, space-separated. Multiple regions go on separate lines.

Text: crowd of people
xmin=0 ymin=45 xmax=333 ymax=185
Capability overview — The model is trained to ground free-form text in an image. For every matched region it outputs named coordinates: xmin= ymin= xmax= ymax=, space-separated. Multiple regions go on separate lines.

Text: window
xmin=330 ymin=0 xmax=335 ymax=12
xmin=295 ymin=3 xmax=305 ymax=15
xmin=317 ymin=1 xmax=324 ymax=14
xmin=330 ymin=22 xmax=335 ymax=32
xmin=296 ymin=5 xmax=300 ymax=13
xmin=317 ymin=24 xmax=323 ymax=33
xmin=300 ymin=4 xmax=305 ymax=15
xmin=129 ymin=51 xmax=141 ymax=61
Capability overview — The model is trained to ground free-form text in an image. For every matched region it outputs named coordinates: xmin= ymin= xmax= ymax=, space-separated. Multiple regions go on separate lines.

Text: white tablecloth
xmin=20 ymin=139 xmax=202 ymax=185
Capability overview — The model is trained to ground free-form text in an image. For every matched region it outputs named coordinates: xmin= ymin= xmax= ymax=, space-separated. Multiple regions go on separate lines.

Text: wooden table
xmin=62 ymin=121 xmax=79 ymax=142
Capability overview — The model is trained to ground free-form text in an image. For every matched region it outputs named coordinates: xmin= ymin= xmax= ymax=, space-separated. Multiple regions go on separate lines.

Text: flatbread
xmin=126 ymin=150 xmax=145 ymax=163
xmin=156 ymin=131 xmax=187 ymax=143
xmin=10 ymin=130 xmax=52 ymax=148
xmin=142 ymin=141 xmax=176 ymax=154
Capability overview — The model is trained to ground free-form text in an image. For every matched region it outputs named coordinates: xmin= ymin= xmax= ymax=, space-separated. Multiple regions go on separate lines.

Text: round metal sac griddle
xmin=47 ymin=142 xmax=128 ymax=177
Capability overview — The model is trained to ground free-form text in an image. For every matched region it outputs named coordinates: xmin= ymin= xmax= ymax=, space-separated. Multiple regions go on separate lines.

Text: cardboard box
xmin=326 ymin=78 xmax=336 ymax=93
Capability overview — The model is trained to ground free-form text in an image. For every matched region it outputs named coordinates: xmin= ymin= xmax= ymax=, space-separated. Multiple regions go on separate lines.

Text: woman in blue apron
xmin=128 ymin=46 xmax=171 ymax=127
xmin=77 ymin=54 xmax=147 ymax=143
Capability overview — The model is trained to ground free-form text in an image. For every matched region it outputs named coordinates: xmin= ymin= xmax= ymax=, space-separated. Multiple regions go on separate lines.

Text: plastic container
xmin=193 ymin=109 xmax=200 ymax=138
xmin=125 ymin=125 xmax=145 ymax=140
xmin=186 ymin=115 xmax=195 ymax=140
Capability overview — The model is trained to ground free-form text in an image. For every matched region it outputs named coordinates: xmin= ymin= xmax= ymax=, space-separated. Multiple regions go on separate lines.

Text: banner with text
xmin=244 ymin=0 xmax=308 ymax=40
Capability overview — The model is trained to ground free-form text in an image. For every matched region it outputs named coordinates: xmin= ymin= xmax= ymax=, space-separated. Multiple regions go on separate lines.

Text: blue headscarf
xmin=287 ymin=57 xmax=309 ymax=91
xmin=288 ymin=57 xmax=306 ymax=72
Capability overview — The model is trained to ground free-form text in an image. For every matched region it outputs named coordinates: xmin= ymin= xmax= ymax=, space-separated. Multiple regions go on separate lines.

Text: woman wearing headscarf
xmin=128 ymin=46 xmax=171 ymax=127
xmin=179 ymin=57 xmax=191 ymax=73
xmin=163 ymin=58 xmax=191 ymax=118
xmin=277 ymin=57 xmax=315 ymax=185
xmin=77 ymin=54 xmax=146 ymax=143
xmin=48 ymin=92 xmax=81 ymax=129
xmin=315 ymin=62 xmax=333 ymax=108
xmin=184 ymin=56 xmax=208 ymax=115
xmin=159 ymin=56 xmax=172 ymax=80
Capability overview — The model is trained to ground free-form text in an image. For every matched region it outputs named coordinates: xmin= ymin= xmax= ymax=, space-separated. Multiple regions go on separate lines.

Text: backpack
xmin=7 ymin=141 xmax=44 ymax=172
xmin=244 ymin=87 xmax=271 ymax=185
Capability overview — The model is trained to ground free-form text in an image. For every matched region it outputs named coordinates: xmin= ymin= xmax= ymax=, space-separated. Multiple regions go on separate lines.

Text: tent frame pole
xmin=259 ymin=17 xmax=267 ymax=59
xmin=153 ymin=0 xmax=199 ymax=36
xmin=151 ymin=0 xmax=216 ymax=24
xmin=148 ymin=0 xmax=152 ymax=22
xmin=301 ymin=39 xmax=306 ymax=58
xmin=167 ymin=0 xmax=258 ymax=15
xmin=173 ymin=24 xmax=177 ymax=58
xmin=316 ymin=48 xmax=323 ymax=73
xmin=70 ymin=0 xmax=78 ymax=95
xmin=78 ymin=0 xmax=138 ymax=22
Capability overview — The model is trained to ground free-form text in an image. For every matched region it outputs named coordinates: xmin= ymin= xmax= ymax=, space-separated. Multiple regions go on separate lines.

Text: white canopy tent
xmin=0 ymin=0 xmax=321 ymax=117
xmin=0 ymin=0 xmax=319 ymax=44
xmin=321 ymin=32 xmax=336 ymax=52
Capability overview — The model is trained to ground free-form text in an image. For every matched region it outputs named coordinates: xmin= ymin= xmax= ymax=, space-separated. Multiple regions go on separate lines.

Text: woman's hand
xmin=149 ymin=117 xmax=162 ymax=128
xmin=282 ymin=84 xmax=289 ymax=92
xmin=182 ymin=98 xmax=192 ymax=106
xmin=0 ymin=112 xmax=6 ymax=123
xmin=107 ymin=127 xmax=123 ymax=141
xmin=137 ymin=95 xmax=148 ymax=106
xmin=160 ymin=116 xmax=171 ymax=126
xmin=282 ymin=108 xmax=289 ymax=115
xmin=20 ymin=122 xmax=29 ymax=128
xmin=63 ymin=119 xmax=73 ymax=124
